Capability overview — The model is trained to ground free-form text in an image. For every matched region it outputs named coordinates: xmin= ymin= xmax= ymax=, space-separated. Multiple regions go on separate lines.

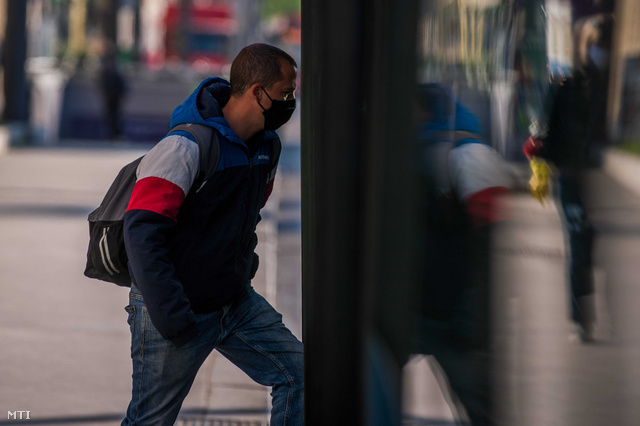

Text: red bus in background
xmin=164 ymin=1 xmax=237 ymax=73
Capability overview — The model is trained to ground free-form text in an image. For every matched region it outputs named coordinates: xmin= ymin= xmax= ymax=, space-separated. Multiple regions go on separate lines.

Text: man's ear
xmin=250 ymin=83 xmax=262 ymax=101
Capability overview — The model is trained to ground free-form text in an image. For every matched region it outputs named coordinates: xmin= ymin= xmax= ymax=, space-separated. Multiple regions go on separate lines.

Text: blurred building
xmin=0 ymin=0 xmax=303 ymax=144
xmin=414 ymin=0 xmax=640 ymax=157
xmin=609 ymin=0 xmax=640 ymax=142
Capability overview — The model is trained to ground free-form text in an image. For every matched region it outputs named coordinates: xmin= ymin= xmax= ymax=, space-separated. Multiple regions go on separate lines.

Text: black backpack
xmin=83 ymin=123 xmax=222 ymax=286
xmin=84 ymin=124 xmax=283 ymax=286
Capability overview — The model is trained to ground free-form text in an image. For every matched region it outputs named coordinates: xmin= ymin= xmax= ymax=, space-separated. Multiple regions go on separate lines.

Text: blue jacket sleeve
xmin=124 ymin=209 xmax=200 ymax=347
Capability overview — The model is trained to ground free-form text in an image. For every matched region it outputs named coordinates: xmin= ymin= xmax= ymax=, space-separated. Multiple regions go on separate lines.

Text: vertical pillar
xmin=2 ymin=0 xmax=28 ymax=122
xmin=301 ymin=0 xmax=366 ymax=423
xmin=301 ymin=0 xmax=419 ymax=424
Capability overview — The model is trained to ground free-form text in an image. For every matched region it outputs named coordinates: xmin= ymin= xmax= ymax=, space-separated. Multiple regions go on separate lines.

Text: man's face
xmin=263 ymin=61 xmax=297 ymax=105
xmin=258 ymin=61 xmax=297 ymax=131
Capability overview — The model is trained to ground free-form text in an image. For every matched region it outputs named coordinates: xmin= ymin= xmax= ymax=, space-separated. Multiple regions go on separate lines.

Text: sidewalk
xmin=602 ymin=148 xmax=640 ymax=197
xmin=401 ymin=148 xmax=640 ymax=425
xmin=1 ymin=142 xmax=640 ymax=425
xmin=489 ymin=152 xmax=640 ymax=425
xmin=0 ymin=145 xmax=285 ymax=425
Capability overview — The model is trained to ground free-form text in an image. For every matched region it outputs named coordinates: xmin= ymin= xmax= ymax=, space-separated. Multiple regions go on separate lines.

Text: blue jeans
xmin=556 ymin=174 xmax=595 ymax=325
xmin=122 ymin=284 xmax=304 ymax=426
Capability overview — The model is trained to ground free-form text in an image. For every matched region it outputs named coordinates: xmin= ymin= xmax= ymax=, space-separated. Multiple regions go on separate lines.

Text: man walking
xmin=122 ymin=43 xmax=303 ymax=425
xmin=523 ymin=14 xmax=613 ymax=342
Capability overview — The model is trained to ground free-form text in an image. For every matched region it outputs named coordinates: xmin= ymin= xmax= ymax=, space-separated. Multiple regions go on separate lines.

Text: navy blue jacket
xmin=124 ymin=77 xmax=280 ymax=347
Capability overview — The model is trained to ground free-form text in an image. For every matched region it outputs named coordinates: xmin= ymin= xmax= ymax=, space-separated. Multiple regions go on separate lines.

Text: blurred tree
xmin=67 ymin=0 xmax=87 ymax=58
xmin=264 ymin=0 xmax=300 ymax=17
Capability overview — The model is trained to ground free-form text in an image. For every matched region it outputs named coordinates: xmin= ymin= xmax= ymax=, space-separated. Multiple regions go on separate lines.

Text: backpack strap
xmin=169 ymin=123 xmax=281 ymax=186
xmin=169 ymin=123 xmax=220 ymax=188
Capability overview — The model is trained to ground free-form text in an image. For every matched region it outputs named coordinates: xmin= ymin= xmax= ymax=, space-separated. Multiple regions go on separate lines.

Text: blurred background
xmin=0 ymin=0 xmax=301 ymax=146
xmin=2 ymin=0 xmax=640 ymax=425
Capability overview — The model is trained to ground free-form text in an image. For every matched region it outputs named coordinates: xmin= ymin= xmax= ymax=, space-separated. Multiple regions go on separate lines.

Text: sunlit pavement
xmin=0 ymin=144 xmax=287 ymax=425
xmin=0 ymin=146 xmax=149 ymax=425
xmin=1 ymin=141 xmax=640 ymax=425
xmin=403 ymin=153 xmax=640 ymax=425
xmin=489 ymin=166 xmax=640 ymax=426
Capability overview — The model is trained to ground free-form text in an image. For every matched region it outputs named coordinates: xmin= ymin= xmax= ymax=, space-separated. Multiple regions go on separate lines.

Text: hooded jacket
xmin=538 ymin=71 xmax=607 ymax=170
xmin=417 ymin=84 xmax=510 ymax=229
xmin=417 ymin=84 xmax=510 ymax=331
xmin=123 ymin=77 xmax=281 ymax=347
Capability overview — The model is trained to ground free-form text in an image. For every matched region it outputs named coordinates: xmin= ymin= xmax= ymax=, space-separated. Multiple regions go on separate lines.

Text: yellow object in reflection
xmin=528 ymin=157 xmax=553 ymax=203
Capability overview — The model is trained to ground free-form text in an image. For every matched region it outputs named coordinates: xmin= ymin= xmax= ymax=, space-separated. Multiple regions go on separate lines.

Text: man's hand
xmin=523 ymin=136 xmax=544 ymax=159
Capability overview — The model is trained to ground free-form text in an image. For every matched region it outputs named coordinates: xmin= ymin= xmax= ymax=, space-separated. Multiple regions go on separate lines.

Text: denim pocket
xmin=125 ymin=305 xmax=136 ymax=328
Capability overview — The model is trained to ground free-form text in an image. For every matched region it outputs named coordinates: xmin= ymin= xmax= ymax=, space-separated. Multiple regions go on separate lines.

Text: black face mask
xmin=259 ymin=87 xmax=296 ymax=131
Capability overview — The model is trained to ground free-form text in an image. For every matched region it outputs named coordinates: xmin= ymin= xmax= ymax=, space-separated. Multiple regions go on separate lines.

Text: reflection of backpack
xmin=84 ymin=123 xmax=221 ymax=286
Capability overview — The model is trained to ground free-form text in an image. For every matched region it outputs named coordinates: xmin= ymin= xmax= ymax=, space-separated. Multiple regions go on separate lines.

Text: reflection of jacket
xmin=124 ymin=77 xmax=280 ymax=347
xmin=418 ymin=87 xmax=510 ymax=229
xmin=418 ymin=85 xmax=510 ymax=322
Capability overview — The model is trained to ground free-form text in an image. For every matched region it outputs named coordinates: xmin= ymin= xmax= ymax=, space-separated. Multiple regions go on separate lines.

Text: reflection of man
xmin=524 ymin=14 xmax=612 ymax=343
xmin=414 ymin=83 xmax=511 ymax=425
xmin=121 ymin=43 xmax=303 ymax=425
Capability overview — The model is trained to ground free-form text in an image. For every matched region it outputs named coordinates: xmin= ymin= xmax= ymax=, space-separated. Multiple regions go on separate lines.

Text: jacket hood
xmin=169 ymin=77 xmax=278 ymax=145
xmin=418 ymin=83 xmax=483 ymax=144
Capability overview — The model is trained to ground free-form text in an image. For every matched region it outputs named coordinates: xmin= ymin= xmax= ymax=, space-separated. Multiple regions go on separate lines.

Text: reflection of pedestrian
xmin=413 ymin=83 xmax=511 ymax=425
xmin=121 ymin=43 xmax=302 ymax=425
xmin=99 ymin=46 xmax=127 ymax=139
xmin=524 ymin=14 xmax=612 ymax=343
